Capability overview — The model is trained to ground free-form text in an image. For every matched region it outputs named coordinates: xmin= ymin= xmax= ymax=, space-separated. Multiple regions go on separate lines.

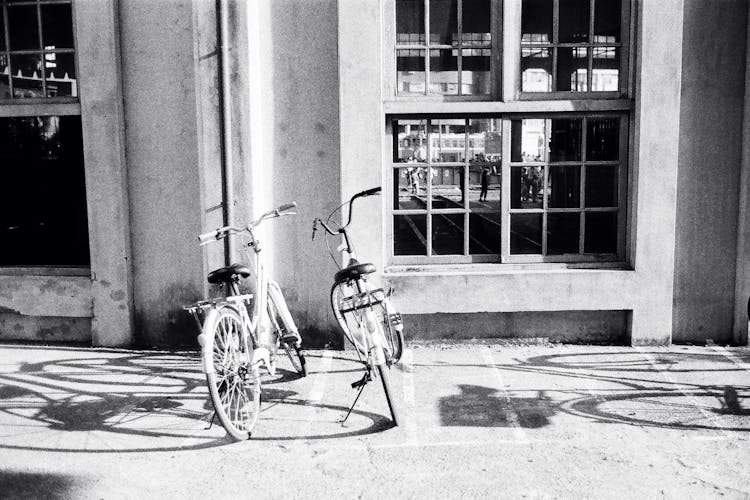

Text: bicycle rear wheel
xmin=268 ymin=294 xmax=307 ymax=377
xmin=201 ymin=306 xmax=260 ymax=440
xmin=377 ymin=364 xmax=400 ymax=426
xmin=331 ymin=281 xmax=404 ymax=364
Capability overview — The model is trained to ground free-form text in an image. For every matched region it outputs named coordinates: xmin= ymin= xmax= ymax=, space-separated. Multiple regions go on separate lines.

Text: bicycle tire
xmin=268 ymin=293 xmax=307 ymax=378
xmin=201 ymin=306 xmax=260 ymax=441
xmin=377 ymin=364 xmax=400 ymax=426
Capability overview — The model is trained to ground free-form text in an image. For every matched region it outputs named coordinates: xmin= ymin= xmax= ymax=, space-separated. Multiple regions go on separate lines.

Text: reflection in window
xmin=0 ymin=0 xmax=77 ymax=99
xmin=521 ymin=0 xmax=622 ymax=93
xmin=509 ymin=116 xmax=621 ymax=256
xmin=396 ymin=0 xmax=491 ymax=96
xmin=0 ymin=116 xmax=89 ymax=265
xmin=392 ymin=118 xmax=501 ymax=258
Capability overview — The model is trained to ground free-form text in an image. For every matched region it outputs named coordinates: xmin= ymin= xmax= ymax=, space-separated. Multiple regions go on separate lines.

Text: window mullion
xmin=588 ymin=0 xmax=595 ymax=91
xmin=36 ymin=1 xmax=47 ymax=98
xmin=552 ymin=0 xmax=559 ymax=92
xmin=500 ymin=118 xmax=511 ymax=261
xmin=426 ymin=118 xmax=433 ymax=256
xmin=424 ymin=0 xmax=430 ymax=96
xmin=580 ymin=117 xmax=588 ymax=254
xmin=457 ymin=0 xmax=462 ymax=96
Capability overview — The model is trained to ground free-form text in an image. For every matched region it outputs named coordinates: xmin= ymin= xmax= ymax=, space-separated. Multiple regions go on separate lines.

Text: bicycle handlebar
xmin=311 ymin=187 xmax=381 ymax=240
xmin=198 ymin=201 xmax=297 ymax=245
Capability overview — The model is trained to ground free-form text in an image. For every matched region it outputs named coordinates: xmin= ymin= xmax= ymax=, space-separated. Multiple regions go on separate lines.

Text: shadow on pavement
xmin=431 ymin=349 xmax=750 ymax=432
xmin=0 ymin=471 xmax=83 ymax=500
xmin=0 ymin=348 xmax=390 ymax=453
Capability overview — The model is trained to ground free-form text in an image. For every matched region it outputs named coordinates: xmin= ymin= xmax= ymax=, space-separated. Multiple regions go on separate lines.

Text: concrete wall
xmin=120 ymin=0 xmax=206 ymax=346
xmin=239 ymin=0 xmax=342 ymax=346
xmin=673 ymin=0 xmax=748 ymax=343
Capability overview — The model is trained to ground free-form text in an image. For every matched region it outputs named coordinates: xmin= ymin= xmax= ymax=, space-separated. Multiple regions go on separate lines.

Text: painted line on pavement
xmin=481 ymin=348 xmax=529 ymax=443
xmin=399 ymin=348 xmax=419 ymax=445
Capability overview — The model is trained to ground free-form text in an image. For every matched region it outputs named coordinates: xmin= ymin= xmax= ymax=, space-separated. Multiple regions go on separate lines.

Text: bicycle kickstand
xmin=205 ymin=410 xmax=217 ymax=430
xmin=339 ymin=370 xmax=372 ymax=426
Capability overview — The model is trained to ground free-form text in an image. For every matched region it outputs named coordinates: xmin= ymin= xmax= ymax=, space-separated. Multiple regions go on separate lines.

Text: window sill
xmin=385 ymin=261 xmax=633 ymax=276
xmin=0 ymin=266 xmax=91 ymax=277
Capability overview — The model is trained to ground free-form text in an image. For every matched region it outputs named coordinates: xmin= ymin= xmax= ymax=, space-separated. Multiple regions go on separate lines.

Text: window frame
xmin=386 ymin=112 xmax=629 ymax=265
xmin=0 ymin=0 xmax=86 ymax=270
xmin=385 ymin=0 xmax=633 ymax=103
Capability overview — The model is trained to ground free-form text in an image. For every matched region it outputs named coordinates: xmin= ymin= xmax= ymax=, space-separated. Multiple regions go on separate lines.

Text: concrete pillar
xmin=75 ymin=0 xmax=134 ymax=346
xmin=629 ymin=0 xmax=685 ymax=344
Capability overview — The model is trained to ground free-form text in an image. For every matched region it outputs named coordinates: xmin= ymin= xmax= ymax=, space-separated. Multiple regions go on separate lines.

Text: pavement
xmin=0 ymin=342 xmax=749 ymax=499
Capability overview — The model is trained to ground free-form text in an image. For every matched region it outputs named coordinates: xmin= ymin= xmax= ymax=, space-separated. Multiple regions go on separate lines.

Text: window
xmin=390 ymin=0 xmax=629 ymax=100
xmin=390 ymin=114 xmax=626 ymax=263
xmin=395 ymin=0 xmax=496 ymax=97
xmin=387 ymin=0 xmax=631 ymax=264
xmin=0 ymin=0 xmax=88 ymax=266
xmin=521 ymin=0 xmax=624 ymax=95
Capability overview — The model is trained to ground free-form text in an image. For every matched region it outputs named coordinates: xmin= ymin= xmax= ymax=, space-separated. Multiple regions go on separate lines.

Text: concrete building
xmin=0 ymin=0 xmax=748 ymax=347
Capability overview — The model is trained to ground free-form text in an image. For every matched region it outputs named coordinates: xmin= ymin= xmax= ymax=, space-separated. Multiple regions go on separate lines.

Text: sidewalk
xmin=0 ymin=343 xmax=748 ymax=499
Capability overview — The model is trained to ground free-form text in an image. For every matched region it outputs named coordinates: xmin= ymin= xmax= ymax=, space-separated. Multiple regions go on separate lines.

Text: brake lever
xmin=312 ymin=219 xmax=318 ymax=241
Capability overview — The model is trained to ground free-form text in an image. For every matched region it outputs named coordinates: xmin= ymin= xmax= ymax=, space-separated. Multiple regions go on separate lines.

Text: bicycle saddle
xmin=207 ymin=263 xmax=251 ymax=284
xmin=334 ymin=260 xmax=376 ymax=284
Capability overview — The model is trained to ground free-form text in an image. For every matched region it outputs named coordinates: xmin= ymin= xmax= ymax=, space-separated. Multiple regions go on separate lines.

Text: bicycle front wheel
xmin=201 ymin=306 xmax=261 ymax=440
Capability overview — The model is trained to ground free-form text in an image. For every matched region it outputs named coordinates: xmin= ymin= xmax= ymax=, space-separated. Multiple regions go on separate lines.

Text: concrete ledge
xmin=0 ymin=276 xmax=92 ymax=318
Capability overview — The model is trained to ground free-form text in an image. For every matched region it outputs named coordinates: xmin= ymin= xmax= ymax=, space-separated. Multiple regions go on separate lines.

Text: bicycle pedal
xmin=350 ymin=372 xmax=371 ymax=389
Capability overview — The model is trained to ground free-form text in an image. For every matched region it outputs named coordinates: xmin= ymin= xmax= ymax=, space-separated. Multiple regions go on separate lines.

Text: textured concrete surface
xmin=0 ymin=343 xmax=748 ymax=498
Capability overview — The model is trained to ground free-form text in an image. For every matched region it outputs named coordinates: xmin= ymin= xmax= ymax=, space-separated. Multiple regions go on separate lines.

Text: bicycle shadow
xmin=431 ymin=349 xmax=750 ymax=433
xmin=0 ymin=346 xmax=393 ymax=453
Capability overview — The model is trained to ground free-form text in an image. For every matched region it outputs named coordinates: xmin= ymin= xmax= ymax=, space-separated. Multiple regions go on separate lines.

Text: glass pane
xmin=468 ymin=118 xmax=502 ymax=162
xmin=557 ymin=47 xmax=588 ymax=92
xmin=584 ymin=211 xmax=617 ymax=253
xmin=8 ymin=5 xmax=38 ymax=51
xmin=511 ymin=166 xmax=543 ymax=209
xmin=587 ymin=118 xmax=619 ymax=160
xmin=510 ymin=213 xmax=542 ymax=254
xmin=585 ymin=165 xmax=617 ymax=207
xmin=469 ymin=164 xmax=500 ymax=209
xmin=44 ymin=52 xmax=76 ymax=97
xmin=549 ymin=119 xmax=582 ymax=162
xmin=594 ymin=0 xmax=621 ymax=42
xmin=548 ymin=166 xmax=580 ymax=208
xmin=0 ymin=54 xmax=9 ymax=98
xmin=462 ymin=0 xmax=491 ymax=41
xmin=394 ymin=214 xmax=427 ymax=255
xmin=511 ymin=119 xmax=546 ymax=163
xmin=0 ymin=116 xmax=89 ymax=265
xmin=11 ymin=53 xmax=43 ymax=98
xmin=41 ymin=4 xmax=74 ymax=49
xmin=432 ymin=213 xmax=464 ymax=255
xmin=430 ymin=119 xmax=465 ymax=162
xmin=394 ymin=167 xmax=427 ymax=209
xmin=521 ymin=47 xmax=552 ymax=92
xmin=547 ymin=213 xmax=580 ymax=255
xmin=461 ymin=49 xmax=491 ymax=95
xmin=0 ymin=9 xmax=5 ymax=51
xmin=397 ymin=0 xmax=425 ymax=44
xmin=469 ymin=211 xmax=500 ymax=254
xmin=395 ymin=119 xmax=429 ymax=162
xmin=429 ymin=49 xmax=458 ymax=95
xmin=559 ymin=0 xmax=590 ymax=43
xmin=431 ymin=167 xmax=464 ymax=208
xmin=592 ymin=47 xmax=619 ymax=91
xmin=522 ymin=0 xmax=552 ymax=45
xmin=397 ymin=49 xmax=426 ymax=94
xmin=429 ymin=0 xmax=457 ymax=45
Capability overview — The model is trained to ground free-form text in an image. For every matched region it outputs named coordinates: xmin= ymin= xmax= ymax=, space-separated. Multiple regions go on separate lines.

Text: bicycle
xmin=312 ymin=187 xmax=405 ymax=426
xmin=185 ymin=202 xmax=306 ymax=441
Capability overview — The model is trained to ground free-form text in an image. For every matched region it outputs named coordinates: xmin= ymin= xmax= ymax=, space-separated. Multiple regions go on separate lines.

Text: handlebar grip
xmin=198 ymin=230 xmax=221 ymax=244
xmin=277 ymin=202 xmax=297 ymax=214
xmin=354 ymin=187 xmax=382 ymax=199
